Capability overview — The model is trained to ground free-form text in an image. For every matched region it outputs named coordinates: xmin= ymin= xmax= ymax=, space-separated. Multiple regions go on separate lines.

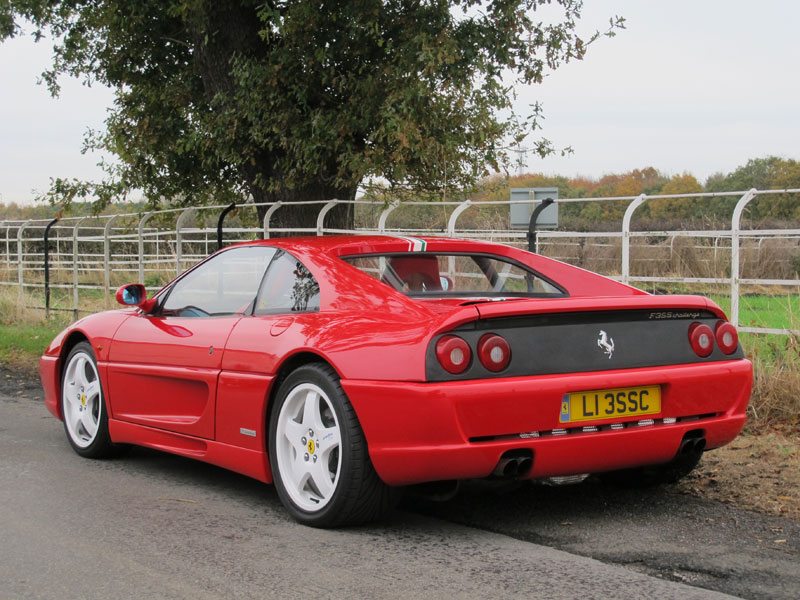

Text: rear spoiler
xmin=432 ymin=295 xmax=723 ymax=336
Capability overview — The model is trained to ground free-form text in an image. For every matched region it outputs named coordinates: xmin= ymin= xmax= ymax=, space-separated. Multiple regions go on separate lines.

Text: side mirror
xmin=115 ymin=284 xmax=155 ymax=312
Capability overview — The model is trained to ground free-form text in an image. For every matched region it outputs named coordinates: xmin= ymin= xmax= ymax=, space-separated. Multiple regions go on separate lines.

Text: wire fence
xmin=1 ymin=188 xmax=799 ymax=335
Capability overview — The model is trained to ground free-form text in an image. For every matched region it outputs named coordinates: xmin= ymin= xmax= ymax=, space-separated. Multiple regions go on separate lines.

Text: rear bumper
xmin=342 ymin=359 xmax=752 ymax=486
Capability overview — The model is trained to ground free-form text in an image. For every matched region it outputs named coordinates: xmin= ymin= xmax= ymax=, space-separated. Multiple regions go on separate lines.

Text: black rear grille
xmin=426 ymin=309 xmax=743 ymax=381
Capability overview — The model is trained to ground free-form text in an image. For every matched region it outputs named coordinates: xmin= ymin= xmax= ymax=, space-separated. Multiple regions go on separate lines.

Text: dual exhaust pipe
xmin=492 ymin=450 xmax=533 ymax=479
xmin=678 ymin=433 xmax=707 ymax=457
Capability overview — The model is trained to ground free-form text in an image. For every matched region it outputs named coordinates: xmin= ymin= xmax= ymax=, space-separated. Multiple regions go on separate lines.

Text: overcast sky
xmin=1 ymin=0 xmax=798 ymax=205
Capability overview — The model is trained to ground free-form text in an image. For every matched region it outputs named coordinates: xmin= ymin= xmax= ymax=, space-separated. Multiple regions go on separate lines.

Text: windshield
xmin=343 ymin=253 xmax=565 ymax=298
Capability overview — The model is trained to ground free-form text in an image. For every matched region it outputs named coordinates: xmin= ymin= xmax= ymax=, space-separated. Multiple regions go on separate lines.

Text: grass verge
xmin=0 ymin=320 xmax=66 ymax=374
xmin=0 ymin=286 xmax=69 ymax=373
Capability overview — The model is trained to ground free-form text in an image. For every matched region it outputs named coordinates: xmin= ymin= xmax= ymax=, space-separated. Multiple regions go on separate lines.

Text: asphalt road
xmin=1 ymin=369 xmax=798 ymax=600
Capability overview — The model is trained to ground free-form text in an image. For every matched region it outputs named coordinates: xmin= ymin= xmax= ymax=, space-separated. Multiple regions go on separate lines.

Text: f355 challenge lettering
xmin=648 ymin=311 xmax=702 ymax=320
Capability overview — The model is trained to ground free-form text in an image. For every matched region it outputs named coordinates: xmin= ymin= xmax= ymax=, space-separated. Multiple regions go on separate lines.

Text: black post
xmin=217 ymin=203 xmax=237 ymax=251
xmin=527 ymin=198 xmax=555 ymax=253
xmin=43 ymin=217 xmax=59 ymax=318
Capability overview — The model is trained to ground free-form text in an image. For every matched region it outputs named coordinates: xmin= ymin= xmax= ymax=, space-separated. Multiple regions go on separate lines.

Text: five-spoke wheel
xmin=268 ymin=363 xmax=397 ymax=527
xmin=274 ymin=382 xmax=342 ymax=511
xmin=60 ymin=342 xmax=117 ymax=458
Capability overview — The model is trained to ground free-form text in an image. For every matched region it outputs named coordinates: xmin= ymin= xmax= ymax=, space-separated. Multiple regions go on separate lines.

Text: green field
xmin=710 ymin=294 xmax=800 ymax=331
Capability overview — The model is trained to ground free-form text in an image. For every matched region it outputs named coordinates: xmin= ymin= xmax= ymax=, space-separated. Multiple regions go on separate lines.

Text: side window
xmin=161 ymin=246 xmax=277 ymax=317
xmin=254 ymin=251 xmax=320 ymax=315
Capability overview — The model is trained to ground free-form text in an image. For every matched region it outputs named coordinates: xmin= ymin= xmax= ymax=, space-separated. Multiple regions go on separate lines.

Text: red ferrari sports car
xmin=40 ymin=235 xmax=752 ymax=527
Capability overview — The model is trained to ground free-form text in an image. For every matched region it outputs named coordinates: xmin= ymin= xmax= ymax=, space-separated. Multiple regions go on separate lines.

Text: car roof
xmin=232 ymin=234 xmax=512 ymax=257
xmin=225 ymin=234 xmax=641 ymax=300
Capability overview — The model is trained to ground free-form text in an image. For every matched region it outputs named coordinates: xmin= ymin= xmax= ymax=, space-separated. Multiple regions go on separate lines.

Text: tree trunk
xmin=189 ymin=3 xmax=359 ymax=235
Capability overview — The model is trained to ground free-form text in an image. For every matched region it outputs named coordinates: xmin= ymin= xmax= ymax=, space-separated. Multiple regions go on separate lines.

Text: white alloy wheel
xmin=61 ymin=350 xmax=103 ymax=448
xmin=274 ymin=382 xmax=342 ymax=511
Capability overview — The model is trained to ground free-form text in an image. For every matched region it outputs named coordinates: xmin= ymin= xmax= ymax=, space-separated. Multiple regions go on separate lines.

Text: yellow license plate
xmin=559 ymin=385 xmax=661 ymax=424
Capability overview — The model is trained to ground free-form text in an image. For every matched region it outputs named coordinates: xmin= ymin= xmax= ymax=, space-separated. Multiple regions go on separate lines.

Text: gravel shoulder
xmin=677 ymin=432 xmax=800 ymax=521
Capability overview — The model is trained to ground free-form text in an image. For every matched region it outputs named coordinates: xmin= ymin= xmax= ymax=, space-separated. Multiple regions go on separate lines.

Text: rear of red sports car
xmin=331 ymin=238 xmax=752 ymax=488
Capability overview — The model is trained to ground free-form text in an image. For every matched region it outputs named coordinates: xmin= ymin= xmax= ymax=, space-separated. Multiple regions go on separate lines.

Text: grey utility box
xmin=509 ymin=188 xmax=559 ymax=230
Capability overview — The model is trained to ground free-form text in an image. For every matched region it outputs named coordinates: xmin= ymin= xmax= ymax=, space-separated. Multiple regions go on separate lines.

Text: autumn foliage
xmin=474 ymin=157 xmax=800 ymax=227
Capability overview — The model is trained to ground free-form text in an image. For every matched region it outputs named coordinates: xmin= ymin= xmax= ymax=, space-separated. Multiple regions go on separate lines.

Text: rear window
xmin=343 ymin=253 xmax=564 ymax=298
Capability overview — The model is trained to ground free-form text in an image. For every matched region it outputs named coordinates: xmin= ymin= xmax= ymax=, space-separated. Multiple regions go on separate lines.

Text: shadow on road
xmin=405 ymin=477 xmax=800 ymax=599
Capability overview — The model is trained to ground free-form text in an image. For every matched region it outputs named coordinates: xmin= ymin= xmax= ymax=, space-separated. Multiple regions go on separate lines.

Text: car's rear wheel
xmin=269 ymin=363 xmax=396 ymax=527
xmin=60 ymin=342 xmax=118 ymax=458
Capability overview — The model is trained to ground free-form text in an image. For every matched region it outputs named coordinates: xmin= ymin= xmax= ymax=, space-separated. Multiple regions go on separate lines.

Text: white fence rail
xmin=1 ymin=189 xmax=799 ymax=335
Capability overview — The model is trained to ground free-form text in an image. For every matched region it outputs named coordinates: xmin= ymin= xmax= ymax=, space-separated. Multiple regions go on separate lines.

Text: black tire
xmin=268 ymin=363 xmax=398 ymax=527
xmin=60 ymin=341 xmax=121 ymax=459
xmin=599 ymin=450 xmax=703 ymax=488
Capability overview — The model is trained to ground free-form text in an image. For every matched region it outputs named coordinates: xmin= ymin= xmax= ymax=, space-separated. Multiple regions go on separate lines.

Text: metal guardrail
xmin=1 ymin=189 xmax=799 ymax=334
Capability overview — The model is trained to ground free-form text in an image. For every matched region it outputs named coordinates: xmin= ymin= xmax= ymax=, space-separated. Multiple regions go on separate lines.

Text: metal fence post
xmin=217 ymin=203 xmax=237 ymax=249
xmin=316 ymin=200 xmax=340 ymax=236
xmin=527 ymin=198 xmax=555 ymax=252
xmin=103 ymin=215 xmax=120 ymax=308
xmin=621 ymin=194 xmax=647 ymax=284
xmin=730 ymin=189 xmax=758 ymax=327
xmin=447 ymin=199 xmax=472 ymax=235
xmin=138 ymin=212 xmax=154 ymax=284
xmin=175 ymin=207 xmax=195 ymax=274
xmin=3 ymin=222 xmax=11 ymax=267
xmin=446 ymin=200 xmax=473 ymax=277
xmin=16 ymin=220 xmax=31 ymax=305
xmin=43 ymin=218 xmax=59 ymax=318
xmin=378 ymin=201 xmax=400 ymax=232
xmin=72 ymin=217 xmax=87 ymax=320
xmin=263 ymin=202 xmax=283 ymax=239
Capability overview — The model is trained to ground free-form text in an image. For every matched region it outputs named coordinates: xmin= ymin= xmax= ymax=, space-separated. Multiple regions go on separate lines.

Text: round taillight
xmin=435 ymin=335 xmax=472 ymax=374
xmin=477 ymin=333 xmax=511 ymax=372
xmin=715 ymin=321 xmax=739 ymax=355
xmin=688 ymin=322 xmax=715 ymax=357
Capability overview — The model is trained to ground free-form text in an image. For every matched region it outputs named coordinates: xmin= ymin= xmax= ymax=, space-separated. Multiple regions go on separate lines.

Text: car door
xmin=107 ymin=245 xmax=277 ymax=439
xmin=216 ymin=250 xmax=322 ymax=448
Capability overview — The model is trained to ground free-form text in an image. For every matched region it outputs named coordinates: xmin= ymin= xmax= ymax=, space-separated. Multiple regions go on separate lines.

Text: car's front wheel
xmin=268 ymin=363 xmax=396 ymax=527
xmin=60 ymin=341 xmax=119 ymax=458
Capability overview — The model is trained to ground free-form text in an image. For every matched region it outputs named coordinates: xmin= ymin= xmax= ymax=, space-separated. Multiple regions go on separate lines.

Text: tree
xmin=1 ymin=1 xmax=622 ymax=229
xmin=705 ymin=157 xmax=800 ymax=220
xmin=582 ymin=167 xmax=667 ymax=221
xmin=647 ymin=172 xmax=703 ymax=221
